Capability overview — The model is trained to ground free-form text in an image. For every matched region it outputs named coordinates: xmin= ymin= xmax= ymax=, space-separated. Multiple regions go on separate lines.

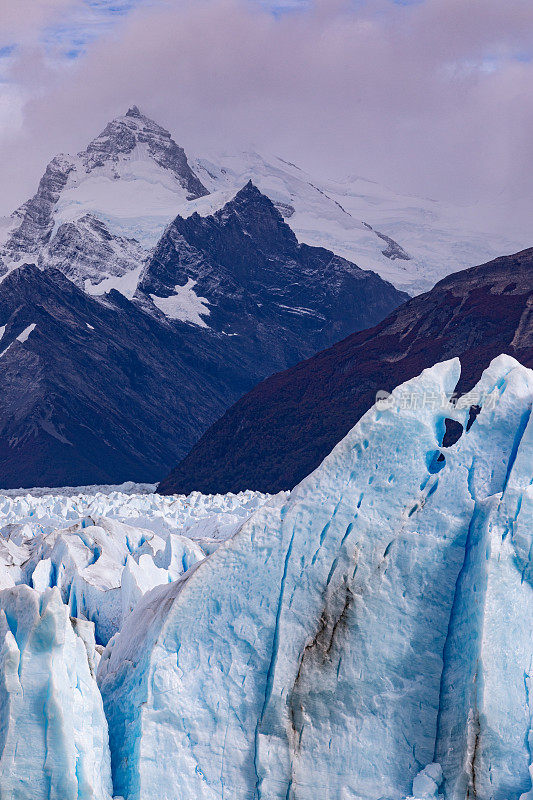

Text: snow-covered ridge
xmin=2 ymin=108 xmax=531 ymax=299
xmin=191 ymin=149 xmax=532 ymax=293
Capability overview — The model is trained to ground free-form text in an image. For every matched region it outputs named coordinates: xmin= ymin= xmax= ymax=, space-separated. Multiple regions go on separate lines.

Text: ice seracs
xmin=98 ymin=354 xmax=533 ymax=800
xmin=0 ymin=585 xmax=113 ymax=800
xmin=0 ymin=489 xmax=269 ymax=644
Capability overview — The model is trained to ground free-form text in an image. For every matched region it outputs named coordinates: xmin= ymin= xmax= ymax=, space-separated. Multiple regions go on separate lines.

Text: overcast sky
xmin=0 ymin=0 xmax=532 ymax=232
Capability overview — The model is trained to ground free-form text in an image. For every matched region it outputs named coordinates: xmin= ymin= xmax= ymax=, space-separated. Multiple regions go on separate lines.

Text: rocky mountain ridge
xmin=159 ymin=246 xmax=533 ymax=495
xmin=137 ymin=181 xmax=408 ymax=361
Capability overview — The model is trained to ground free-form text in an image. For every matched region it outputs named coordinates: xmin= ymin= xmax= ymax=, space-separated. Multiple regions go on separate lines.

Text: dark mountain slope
xmin=0 ymin=266 xmax=249 ymax=489
xmin=158 ymin=247 xmax=533 ymax=495
xmin=137 ymin=182 xmax=409 ymax=369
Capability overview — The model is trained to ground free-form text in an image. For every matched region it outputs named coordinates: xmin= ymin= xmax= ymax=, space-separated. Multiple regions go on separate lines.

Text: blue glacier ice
xmin=0 ymin=584 xmax=113 ymax=799
xmin=434 ymin=360 xmax=533 ymax=800
xmin=0 ymin=516 xmax=207 ymax=645
xmin=97 ymin=354 xmax=533 ymax=800
xmin=1 ymin=356 xmax=532 ymax=799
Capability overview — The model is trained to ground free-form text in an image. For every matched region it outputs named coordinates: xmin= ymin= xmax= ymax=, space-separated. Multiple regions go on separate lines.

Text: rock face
xmin=0 ymin=265 xmax=250 ymax=489
xmin=0 ymin=584 xmax=113 ymax=800
xmin=5 ymin=154 xmax=75 ymax=258
xmin=192 ymin=150 xmax=532 ymax=295
xmin=45 ymin=213 xmax=146 ymax=291
xmin=138 ymin=181 xmax=409 ymax=366
xmin=0 ymin=211 xmax=404 ymax=489
xmin=99 ymin=355 xmax=533 ymax=800
xmin=158 ymin=246 xmax=533 ymax=495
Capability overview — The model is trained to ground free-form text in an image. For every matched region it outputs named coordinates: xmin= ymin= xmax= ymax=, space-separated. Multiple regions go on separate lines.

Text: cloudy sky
xmin=0 ymin=0 xmax=532 ymax=232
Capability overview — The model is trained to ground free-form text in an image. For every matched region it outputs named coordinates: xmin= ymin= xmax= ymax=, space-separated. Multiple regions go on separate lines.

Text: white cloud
xmin=0 ymin=0 xmax=78 ymax=43
xmin=0 ymin=83 xmax=25 ymax=139
xmin=0 ymin=0 xmax=531 ymax=237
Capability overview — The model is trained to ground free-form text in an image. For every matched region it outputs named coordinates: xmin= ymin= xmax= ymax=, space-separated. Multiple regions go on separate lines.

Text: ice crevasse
xmin=1 ymin=354 xmax=533 ymax=799
xmin=96 ymin=353 xmax=533 ymax=800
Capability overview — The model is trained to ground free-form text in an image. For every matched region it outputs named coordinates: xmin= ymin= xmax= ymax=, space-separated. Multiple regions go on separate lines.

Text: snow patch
xmin=84 ymin=264 xmax=143 ymax=300
xmin=0 ymin=322 xmax=36 ymax=358
xmin=150 ymin=278 xmax=211 ymax=327
xmin=17 ymin=322 xmax=36 ymax=343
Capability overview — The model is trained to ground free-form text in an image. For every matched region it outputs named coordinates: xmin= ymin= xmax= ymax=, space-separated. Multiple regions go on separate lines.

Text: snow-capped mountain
xmin=3 ymin=355 xmax=533 ymax=799
xmin=0 ymin=187 xmax=405 ymax=489
xmin=159 ymin=246 xmax=533 ymax=495
xmin=137 ymin=181 xmax=408 ymax=357
xmin=1 ymin=106 xmax=529 ymax=295
xmin=190 ymin=149 xmax=531 ymax=294
xmin=0 ymin=106 xmax=208 ymax=293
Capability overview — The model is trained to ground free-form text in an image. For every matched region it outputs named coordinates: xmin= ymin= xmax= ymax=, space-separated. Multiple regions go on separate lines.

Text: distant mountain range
xmin=0 ymin=185 xmax=405 ymax=489
xmin=1 ymin=107 xmax=529 ymax=295
xmin=158 ymin=247 xmax=533 ymax=495
xmin=0 ymin=106 xmax=531 ymax=490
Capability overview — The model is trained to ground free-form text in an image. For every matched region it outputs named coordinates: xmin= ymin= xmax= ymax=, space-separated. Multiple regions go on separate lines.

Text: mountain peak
xmin=234 ymin=179 xmax=263 ymax=200
xmin=126 ymin=105 xmax=143 ymax=118
xmin=81 ymin=107 xmax=208 ymax=200
xmin=211 ymin=181 xmax=298 ymax=255
xmin=230 ymin=180 xmax=280 ymax=214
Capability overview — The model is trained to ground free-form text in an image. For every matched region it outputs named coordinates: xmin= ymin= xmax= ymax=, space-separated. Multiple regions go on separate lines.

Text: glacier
xmin=0 ymin=585 xmax=113 ymax=800
xmin=97 ymin=355 xmax=533 ymax=800
xmin=0 ymin=489 xmax=269 ymax=643
xmin=1 ymin=356 xmax=533 ymax=799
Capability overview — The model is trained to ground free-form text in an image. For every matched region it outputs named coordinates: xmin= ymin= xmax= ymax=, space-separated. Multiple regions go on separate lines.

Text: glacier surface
xmin=2 ymin=356 xmax=533 ymax=800
xmin=98 ymin=355 xmax=533 ymax=800
xmin=0 ymin=488 xmax=269 ymax=644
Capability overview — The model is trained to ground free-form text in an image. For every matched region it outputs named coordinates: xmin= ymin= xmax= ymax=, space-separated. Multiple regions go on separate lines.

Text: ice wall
xmin=435 ymin=363 xmax=533 ymax=800
xmin=98 ymin=355 xmax=533 ymax=800
xmin=0 ymin=585 xmax=113 ymax=800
